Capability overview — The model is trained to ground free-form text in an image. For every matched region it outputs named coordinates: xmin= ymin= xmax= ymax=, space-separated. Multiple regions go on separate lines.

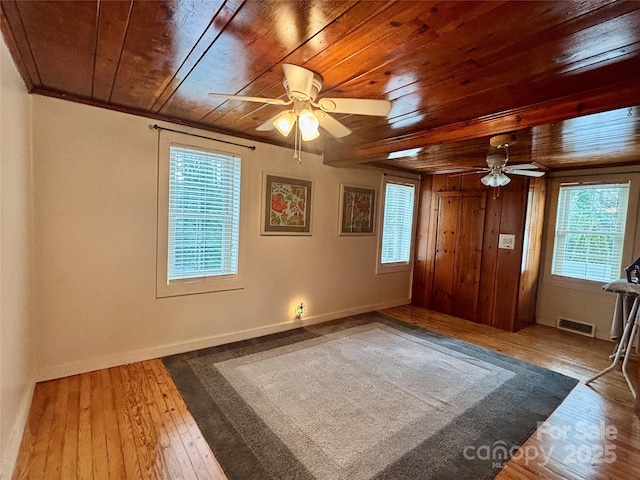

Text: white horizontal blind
xmin=381 ymin=182 xmax=415 ymax=264
xmin=168 ymin=145 xmax=241 ymax=282
xmin=552 ymin=182 xmax=629 ymax=282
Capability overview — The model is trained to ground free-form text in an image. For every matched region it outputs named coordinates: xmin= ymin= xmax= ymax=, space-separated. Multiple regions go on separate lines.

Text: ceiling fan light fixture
xmin=273 ymin=111 xmax=296 ymax=137
xmin=497 ymin=172 xmax=511 ymax=186
xmin=210 ymin=64 xmax=391 ymax=161
xmin=481 ymin=173 xmax=495 ymax=187
xmin=298 ymin=109 xmax=320 ymax=140
xmin=481 ymin=172 xmax=511 ymax=188
xmin=301 ymin=127 xmax=320 ymax=142
xmin=471 ymin=132 xmax=542 ymax=189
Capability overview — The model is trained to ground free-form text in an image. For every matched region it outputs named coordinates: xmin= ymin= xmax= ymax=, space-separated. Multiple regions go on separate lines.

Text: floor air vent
xmin=556 ymin=317 xmax=596 ymax=337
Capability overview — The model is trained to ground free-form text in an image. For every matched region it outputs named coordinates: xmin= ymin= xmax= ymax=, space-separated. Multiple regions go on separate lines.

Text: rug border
xmin=163 ymin=312 xmax=579 ymax=480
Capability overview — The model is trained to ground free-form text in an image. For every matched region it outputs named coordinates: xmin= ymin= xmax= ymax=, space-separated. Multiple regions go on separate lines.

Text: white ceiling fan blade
xmin=255 ymin=113 xmax=283 ymax=131
xmin=506 ymin=163 xmax=539 ymax=170
xmin=208 ymin=93 xmax=290 ymax=106
xmin=316 ymin=97 xmax=391 ymax=116
xmin=504 ymin=168 xmax=545 ymax=177
xmin=314 ymin=111 xmax=352 ymax=138
xmin=282 ymin=64 xmax=316 ymax=100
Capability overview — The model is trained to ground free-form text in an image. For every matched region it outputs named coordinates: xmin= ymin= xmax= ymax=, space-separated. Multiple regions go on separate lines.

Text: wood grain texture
xmin=431 ymin=193 xmax=460 ymax=315
xmin=11 ymin=307 xmax=640 ymax=479
xmin=452 ymin=192 xmax=485 ymax=321
xmin=92 ymin=0 xmax=133 ymax=102
xmin=429 ymin=191 xmax=486 ymax=321
xmin=111 ymin=0 xmax=227 ymax=111
xmin=491 ymin=179 xmax=528 ymax=331
xmin=2 ymin=1 xmax=640 ymax=174
xmin=12 ymin=361 xmax=226 ymax=480
xmin=411 ymin=175 xmax=433 ymax=307
xmin=417 ymin=174 xmax=534 ymax=331
xmin=388 ymin=305 xmax=640 ymax=480
xmin=326 ymin=78 xmax=640 ymax=170
xmin=199 ymin=0 xmax=391 ymax=128
xmin=0 ymin=0 xmax=39 ymax=91
xmin=477 ymin=184 xmax=502 ymax=326
xmin=158 ymin=0 xmax=357 ymax=122
xmin=13 ymin=0 xmax=97 ymax=97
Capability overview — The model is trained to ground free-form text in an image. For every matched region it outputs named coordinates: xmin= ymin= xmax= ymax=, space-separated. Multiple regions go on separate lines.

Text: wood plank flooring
xmin=12 ymin=305 xmax=640 ymax=479
xmin=12 ymin=358 xmax=226 ymax=480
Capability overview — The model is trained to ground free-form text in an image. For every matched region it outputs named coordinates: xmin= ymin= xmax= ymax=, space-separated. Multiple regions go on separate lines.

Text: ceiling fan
xmin=465 ymin=133 xmax=545 ymax=187
xmin=208 ymin=64 xmax=391 ymax=148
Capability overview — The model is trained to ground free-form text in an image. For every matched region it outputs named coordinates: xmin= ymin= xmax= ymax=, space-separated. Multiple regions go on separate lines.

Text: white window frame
xmin=544 ymin=172 xmax=640 ymax=291
xmin=376 ymin=175 xmax=420 ymax=274
xmin=156 ymin=130 xmax=247 ymax=297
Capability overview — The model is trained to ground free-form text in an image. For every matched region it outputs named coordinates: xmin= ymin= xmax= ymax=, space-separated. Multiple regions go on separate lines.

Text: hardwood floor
xmin=12 ymin=305 xmax=640 ymax=479
xmin=637 ymin=368 xmax=640 ymax=419
xmin=390 ymin=305 xmax=640 ymax=480
xmin=12 ymin=359 xmax=226 ymax=480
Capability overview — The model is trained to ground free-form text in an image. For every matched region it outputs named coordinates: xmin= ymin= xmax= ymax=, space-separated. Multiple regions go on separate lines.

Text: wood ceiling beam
xmin=324 ymin=78 xmax=640 ymax=166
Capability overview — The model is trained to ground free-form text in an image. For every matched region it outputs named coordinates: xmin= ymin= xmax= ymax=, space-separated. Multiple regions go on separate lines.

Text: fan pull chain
xmin=293 ymin=119 xmax=302 ymax=163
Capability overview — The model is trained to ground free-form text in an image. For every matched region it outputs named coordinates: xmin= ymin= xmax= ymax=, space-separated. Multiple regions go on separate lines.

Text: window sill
xmin=156 ymin=276 xmax=245 ymax=298
xmin=376 ymin=262 xmax=412 ymax=275
xmin=543 ymin=274 xmax=615 ymax=295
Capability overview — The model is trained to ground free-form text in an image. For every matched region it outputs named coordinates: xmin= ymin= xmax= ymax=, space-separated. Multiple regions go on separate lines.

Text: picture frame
xmin=261 ymin=173 xmax=313 ymax=235
xmin=338 ymin=184 xmax=377 ymax=235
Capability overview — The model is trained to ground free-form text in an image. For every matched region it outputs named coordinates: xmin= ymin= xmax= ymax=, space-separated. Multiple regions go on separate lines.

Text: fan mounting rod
xmin=489 ymin=132 xmax=516 ymax=149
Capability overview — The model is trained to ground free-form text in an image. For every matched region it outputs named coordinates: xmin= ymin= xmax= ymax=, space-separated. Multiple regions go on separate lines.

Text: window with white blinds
xmin=380 ymin=181 xmax=416 ymax=265
xmin=551 ymin=182 xmax=630 ymax=283
xmin=168 ymin=145 xmax=241 ymax=282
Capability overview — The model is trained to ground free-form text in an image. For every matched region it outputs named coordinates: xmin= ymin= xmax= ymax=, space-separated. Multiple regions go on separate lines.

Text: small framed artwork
xmin=338 ymin=184 xmax=376 ymax=235
xmin=262 ymin=173 xmax=313 ymax=235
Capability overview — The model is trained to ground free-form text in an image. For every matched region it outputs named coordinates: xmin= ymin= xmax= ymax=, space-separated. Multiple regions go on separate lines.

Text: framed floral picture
xmin=339 ymin=184 xmax=376 ymax=235
xmin=262 ymin=173 xmax=313 ymax=235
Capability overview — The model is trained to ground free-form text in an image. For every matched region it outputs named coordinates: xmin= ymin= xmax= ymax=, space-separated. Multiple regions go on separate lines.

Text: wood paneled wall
xmin=412 ymin=173 xmax=546 ymax=331
xmin=478 ymin=176 xmax=528 ymax=330
xmin=411 ymin=176 xmax=432 ymax=306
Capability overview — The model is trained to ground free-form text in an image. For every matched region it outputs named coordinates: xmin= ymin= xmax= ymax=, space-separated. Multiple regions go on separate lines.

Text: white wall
xmin=0 ymin=38 xmax=34 ymax=479
xmin=537 ymin=167 xmax=640 ymax=340
xmin=32 ymin=95 xmax=413 ymax=381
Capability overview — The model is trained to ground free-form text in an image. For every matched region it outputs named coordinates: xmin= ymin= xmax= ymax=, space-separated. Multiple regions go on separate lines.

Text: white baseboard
xmin=535 ymin=316 xmax=556 ymax=328
xmin=1 ymin=381 xmax=35 ymax=480
xmin=36 ymin=299 xmax=410 ymax=382
xmin=535 ymin=316 xmax=614 ymax=342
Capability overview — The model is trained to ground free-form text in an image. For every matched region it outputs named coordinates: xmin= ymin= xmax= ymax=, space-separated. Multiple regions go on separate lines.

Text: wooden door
xmin=430 ymin=191 xmax=486 ymax=321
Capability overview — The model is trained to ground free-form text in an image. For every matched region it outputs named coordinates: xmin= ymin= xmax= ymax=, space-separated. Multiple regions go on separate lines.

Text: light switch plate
xmin=498 ymin=234 xmax=515 ymax=250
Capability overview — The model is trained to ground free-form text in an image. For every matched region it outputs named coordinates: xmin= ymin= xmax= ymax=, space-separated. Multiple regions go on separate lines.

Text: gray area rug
xmin=163 ymin=312 xmax=578 ymax=479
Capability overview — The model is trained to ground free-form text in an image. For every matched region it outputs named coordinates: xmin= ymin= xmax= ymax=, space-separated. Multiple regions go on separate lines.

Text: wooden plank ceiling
xmin=2 ymin=0 xmax=640 ymax=173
